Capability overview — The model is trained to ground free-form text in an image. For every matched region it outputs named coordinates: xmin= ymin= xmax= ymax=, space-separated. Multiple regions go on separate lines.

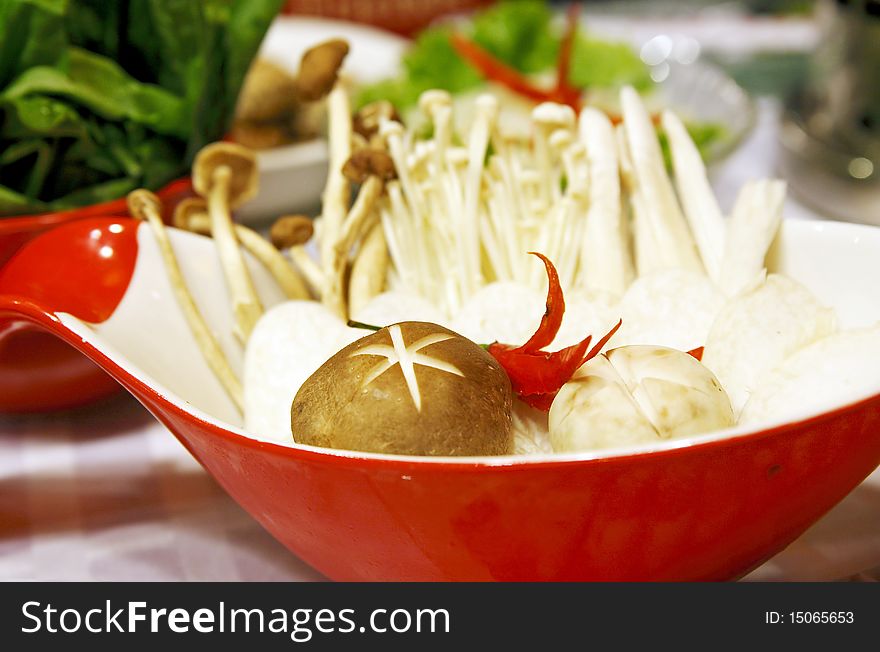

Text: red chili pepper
xmin=450 ymin=33 xmax=557 ymax=106
xmin=518 ymin=252 xmax=564 ymax=353
xmin=552 ymin=3 xmax=582 ymax=109
xmin=687 ymin=346 xmax=704 ymax=361
xmin=487 ymin=254 xmax=623 ymax=411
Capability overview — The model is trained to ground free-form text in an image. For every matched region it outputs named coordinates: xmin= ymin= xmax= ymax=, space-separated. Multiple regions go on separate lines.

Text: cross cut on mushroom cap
xmin=290 ymin=321 xmax=514 ymax=456
xmin=351 ymin=325 xmax=464 ymax=412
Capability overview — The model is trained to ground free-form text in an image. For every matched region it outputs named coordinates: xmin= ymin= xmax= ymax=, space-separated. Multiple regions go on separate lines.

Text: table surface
xmin=1 ymin=8 xmax=878 ymax=581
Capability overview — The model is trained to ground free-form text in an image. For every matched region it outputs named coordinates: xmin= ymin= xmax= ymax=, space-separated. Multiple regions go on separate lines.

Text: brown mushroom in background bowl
xmin=291 ymin=322 xmax=513 ymax=456
xmin=232 ymin=18 xmax=407 ymax=221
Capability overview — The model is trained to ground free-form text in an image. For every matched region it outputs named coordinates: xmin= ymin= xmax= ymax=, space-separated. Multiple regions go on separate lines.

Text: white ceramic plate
xmin=236 ymin=17 xmax=408 ymax=223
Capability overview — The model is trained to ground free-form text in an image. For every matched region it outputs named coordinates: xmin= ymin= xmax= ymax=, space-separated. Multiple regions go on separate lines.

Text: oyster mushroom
xmin=192 ymin=142 xmax=263 ymax=342
xmin=292 ymin=322 xmax=514 ymax=456
xmin=127 ymin=190 xmax=243 ymax=411
xmin=549 ymin=345 xmax=734 ymax=453
xmin=173 ymin=199 xmax=310 ymax=300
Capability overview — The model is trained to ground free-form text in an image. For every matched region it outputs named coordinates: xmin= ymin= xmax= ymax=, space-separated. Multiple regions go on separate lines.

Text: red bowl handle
xmin=0 ymin=177 xmax=192 ymax=268
xmin=0 ymin=217 xmax=141 ymax=413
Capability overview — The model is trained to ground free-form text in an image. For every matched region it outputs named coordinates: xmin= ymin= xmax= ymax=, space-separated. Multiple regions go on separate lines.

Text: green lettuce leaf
xmin=0 ymin=0 xmax=283 ymax=217
xmin=356 ymin=0 xmax=651 ymax=110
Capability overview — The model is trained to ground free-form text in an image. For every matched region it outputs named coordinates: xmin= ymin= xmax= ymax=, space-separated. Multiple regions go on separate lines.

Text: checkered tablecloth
xmin=1 ymin=90 xmax=878 ymax=582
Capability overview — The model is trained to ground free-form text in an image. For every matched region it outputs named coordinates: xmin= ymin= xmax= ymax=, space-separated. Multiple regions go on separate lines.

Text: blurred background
xmin=278 ymin=0 xmax=878 ymax=224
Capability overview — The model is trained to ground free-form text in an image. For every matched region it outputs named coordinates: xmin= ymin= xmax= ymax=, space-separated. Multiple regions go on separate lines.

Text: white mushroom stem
xmin=183 ymin=213 xmax=310 ymax=300
xmin=319 ymin=83 xmax=352 ymax=294
xmin=718 ymin=179 xmax=786 ymax=297
xmin=289 ymin=245 xmax=325 ymax=296
xmin=620 ymin=86 xmax=703 ymax=274
xmin=617 ymin=123 xmax=662 ymax=277
xmin=207 ymin=165 xmax=263 ymax=342
xmin=531 ymin=102 xmax=574 ymax=207
xmin=419 ymin=90 xmax=453 ymax=171
xmin=349 ymin=222 xmax=388 ymax=316
xmin=326 ymin=175 xmax=385 ymax=318
xmin=662 ymin=110 xmax=726 ymax=283
xmin=579 ymin=107 xmax=632 ymax=296
xmin=462 ymin=94 xmax=498 ymax=294
xmin=127 ymin=192 xmax=243 ymax=412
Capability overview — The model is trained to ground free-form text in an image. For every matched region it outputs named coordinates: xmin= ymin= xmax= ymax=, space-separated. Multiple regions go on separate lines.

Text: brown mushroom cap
xmin=172 ymin=197 xmax=208 ymax=230
xmin=235 ymin=59 xmax=299 ymax=123
xmin=270 ymin=214 xmax=314 ymax=249
xmin=127 ymin=189 xmax=163 ymax=220
xmin=291 ymin=321 xmax=514 ymax=456
xmin=295 ymin=39 xmax=350 ymax=102
xmin=230 ymin=120 xmax=297 ymax=150
xmin=353 ymin=100 xmax=400 ymax=140
xmin=342 ymin=148 xmax=397 ymax=184
xmin=192 ymin=142 xmax=259 ymax=208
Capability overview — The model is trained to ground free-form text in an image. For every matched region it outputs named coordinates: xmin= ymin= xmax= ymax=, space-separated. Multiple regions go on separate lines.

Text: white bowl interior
xmin=56 ymin=219 xmax=880 ymax=460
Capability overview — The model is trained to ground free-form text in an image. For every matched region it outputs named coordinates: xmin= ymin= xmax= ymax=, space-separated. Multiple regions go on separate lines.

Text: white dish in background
xmin=236 ymin=17 xmax=408 ymax=223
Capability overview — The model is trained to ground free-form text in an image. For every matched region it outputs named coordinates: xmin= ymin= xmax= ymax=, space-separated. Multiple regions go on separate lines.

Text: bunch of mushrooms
xmin=127 ymin=76 xmax=844 ymax=457
xmin=232 ymin=39 xmax=350 ymax=149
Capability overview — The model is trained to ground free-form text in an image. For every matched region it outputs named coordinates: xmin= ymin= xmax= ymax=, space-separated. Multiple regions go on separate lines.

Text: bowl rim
xmin=4 ymin=217 xmax=880 ymax=471
xmin=0 ymin=178 xmax=193 ymax=236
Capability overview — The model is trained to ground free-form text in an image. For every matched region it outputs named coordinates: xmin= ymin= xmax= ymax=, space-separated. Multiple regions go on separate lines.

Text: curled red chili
xmin=487 ymin=253 xmax=622 ymax=411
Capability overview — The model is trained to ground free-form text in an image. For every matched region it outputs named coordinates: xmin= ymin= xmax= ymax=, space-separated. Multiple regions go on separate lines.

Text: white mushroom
xmin=702 ymin=274 xmax=836 ymax=414
xmin=323 ymin=148 xmax=396 ymax=318
xmin=741 ymin=326 xmax=880 ymax=425
xmin=319 ymin=82 xmax=353 ymax=305
xmin=662 ymin=110 xmax=726 ymax=283
xmin=461 ymin=94 xmax=499 ymax=294
xmin=348 ymin=223 xmax=390 ymax=316
xmin=620 ymin=87 xmax=703 ymax=274
xmin=717 ymin=179 xmax=786 ymax=297
xmin=579 ymin=107 xmax=632 ymax=296
xmin=617 ymin=122 xmax=661 ymax=277
xmin=531 ymin=102 xmax=575 ymax=206
xmin=549 ymin=345 xmax=734 ymax=453
xmin=418 ymin=89 xmax=453 ymax=170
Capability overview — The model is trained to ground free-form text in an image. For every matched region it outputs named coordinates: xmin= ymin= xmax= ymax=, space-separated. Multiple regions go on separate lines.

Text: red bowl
xmin=0 ymin=180 xmax=193 ymax=412
xmin=1 ymin=216 xmax=879 ymax=580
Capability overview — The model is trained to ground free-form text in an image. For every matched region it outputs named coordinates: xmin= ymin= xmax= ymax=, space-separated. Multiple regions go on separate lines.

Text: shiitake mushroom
xmin=291 ymin=321 xmax=513 ymax=456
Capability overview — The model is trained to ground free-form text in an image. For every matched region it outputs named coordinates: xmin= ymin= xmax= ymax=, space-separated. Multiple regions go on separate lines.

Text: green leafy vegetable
xmin=355 ymin=0 xmax=651 ymax=110
xmin=0 ymin=0 xmax=283 ymax=216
